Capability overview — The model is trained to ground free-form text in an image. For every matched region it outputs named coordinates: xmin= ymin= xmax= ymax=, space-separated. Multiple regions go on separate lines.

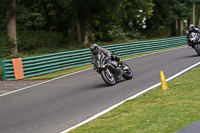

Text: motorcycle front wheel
xmin=122 ymin=63 xmax=133 ymax=80
xmin=194 ymin=44 xmax=200 ymax=56
xmin=101 ymin=68 xmax=116 ymax=86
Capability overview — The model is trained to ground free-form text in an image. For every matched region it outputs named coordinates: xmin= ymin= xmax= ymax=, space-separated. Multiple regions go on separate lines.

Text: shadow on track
xmin=178 ymin=54 xmax=199 ymax=59
xmin=93 ymin=78 xmax=128 ymax=88
xmin=94 ymin=83 xmax=111 ymax=88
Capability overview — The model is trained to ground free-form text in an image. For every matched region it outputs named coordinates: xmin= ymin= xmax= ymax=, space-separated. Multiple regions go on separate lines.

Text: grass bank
xmin=67 ymin=65 xmax=200 ymax=133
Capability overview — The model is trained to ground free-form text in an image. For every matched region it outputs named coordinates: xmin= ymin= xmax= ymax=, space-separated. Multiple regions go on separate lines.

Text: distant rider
xmin=90 ymin=43 xmax=128 ymax=70
xmin=186 ymin=24 xmax=200 ymax=45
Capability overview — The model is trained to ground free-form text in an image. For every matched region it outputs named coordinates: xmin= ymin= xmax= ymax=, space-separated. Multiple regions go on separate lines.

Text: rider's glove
xmin=97 ymin=61 xmax=100 ymax=68
xmin=105 ymin=56 xmax=110 ymax=61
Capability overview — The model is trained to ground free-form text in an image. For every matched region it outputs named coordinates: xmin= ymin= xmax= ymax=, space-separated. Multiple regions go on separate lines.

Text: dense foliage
xmin=0 ymin=0 xmax=200 ymax=56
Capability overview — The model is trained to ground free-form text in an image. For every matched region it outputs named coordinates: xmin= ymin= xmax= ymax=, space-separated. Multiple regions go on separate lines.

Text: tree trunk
xmin=145 ymin=19 xmax=152 ymax=30
xmin=178 ymin=19 xmax=183 ymax=36
xmin=84 ymin=31 xmax=89 ymax=44
xmin=189 ymin=3 xmax=195 ymax=25
xmin=198 ymin=10 xmax=200 ymax=29
xmin=7 ymin=0 xmax=17 ymax=55
xmin=171 ymin=20 xmax=178 ymax=36
xmin=132 ymin=20 xmax=137 ymax=29
xmin=20 ymin=0 xmax=26 ymax=6
xmin=76 ymin=17 xmax=82 ymax=45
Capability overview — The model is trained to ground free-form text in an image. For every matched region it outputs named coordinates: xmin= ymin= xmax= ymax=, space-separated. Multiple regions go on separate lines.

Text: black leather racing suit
xmin=186 ymin=28 xmax=200 ymax=43
xmin=91 ymin=46 xmax=111 ymax=68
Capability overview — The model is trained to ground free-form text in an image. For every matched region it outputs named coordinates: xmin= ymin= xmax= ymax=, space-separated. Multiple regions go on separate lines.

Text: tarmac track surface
xmin=0 ymin=47 xmax=199 ymax=133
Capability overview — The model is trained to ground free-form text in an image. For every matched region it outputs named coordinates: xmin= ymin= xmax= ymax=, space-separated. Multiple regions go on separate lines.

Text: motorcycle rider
xmin=186 ymin=24 xmax=200 ymax=45
xmin=90 ymin=43 xmax=128 ymax=70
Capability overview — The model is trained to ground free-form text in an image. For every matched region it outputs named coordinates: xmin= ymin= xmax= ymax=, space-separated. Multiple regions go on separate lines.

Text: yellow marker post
xmin=160 ymin=71 xmax=169 ymax=90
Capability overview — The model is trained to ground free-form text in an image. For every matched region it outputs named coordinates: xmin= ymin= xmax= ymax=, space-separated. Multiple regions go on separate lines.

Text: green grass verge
xmin=23 ymin=64 xmax=93 ymax=80
xmin=67 ymin=65 xmax=200 ymax=133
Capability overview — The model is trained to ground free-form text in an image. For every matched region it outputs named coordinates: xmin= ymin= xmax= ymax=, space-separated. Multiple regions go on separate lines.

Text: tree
xmin=7 ymin=0 xmax=17 ymax=55
xmin=193 ymin=1 xmax=200 ymax=29
xmin=4 ymin=0 xmax=199 ymax=55
xmin=145 ymin=0 xmax=193 ymax=36
xmin=190 ymin=3 xmax=195 ymax=25
xmin=197 ymin=4 xmax=200 ymax=29
xmin=145 ymin=0 xmax=175 ymax=30
xmin=184 ymin=0 xmax=200 ymax=27
xmin=172 ymin=1 xmax=191 ymax=36
xmin=69 ymin=0 xmax=124 ymax=43
xmin=121 ymin=0 xmax=154 ymax=30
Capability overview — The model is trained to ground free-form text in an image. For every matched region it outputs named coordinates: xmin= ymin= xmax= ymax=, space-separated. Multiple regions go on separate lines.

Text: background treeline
xmin=0 ymin=0 xmax=200 ymax=57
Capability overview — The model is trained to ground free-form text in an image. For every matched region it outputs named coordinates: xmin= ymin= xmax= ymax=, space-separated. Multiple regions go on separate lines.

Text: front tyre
xmin=101 ymin=69 xmax=116 ymax=86
xmin=194 ymin=44 xmax=200 ymax=56
xmin=122 ymin=63 xmax=133 ymax=80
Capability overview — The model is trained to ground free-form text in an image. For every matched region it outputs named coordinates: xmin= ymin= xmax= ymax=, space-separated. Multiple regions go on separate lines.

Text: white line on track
xmin=60 ymin=62 xmax=200 ymax=133
xmin=0 ymin=68 xmax=92 ymax=97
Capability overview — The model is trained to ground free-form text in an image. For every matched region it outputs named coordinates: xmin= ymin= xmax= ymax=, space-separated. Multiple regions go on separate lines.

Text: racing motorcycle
xmin=92 ymin=52 xmax=133 ymax=86
xmin=188 ymin=32 xmax=200 ymax=56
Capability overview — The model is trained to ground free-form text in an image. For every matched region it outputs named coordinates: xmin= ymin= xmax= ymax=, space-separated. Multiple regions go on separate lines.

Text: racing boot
xmin=119 ymin=61 xmax=129 ymax=71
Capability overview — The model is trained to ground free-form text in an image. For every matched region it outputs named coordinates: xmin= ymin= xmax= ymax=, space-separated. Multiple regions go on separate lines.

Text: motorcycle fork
xmin=106 ymin=67 xmax=112 ymax=77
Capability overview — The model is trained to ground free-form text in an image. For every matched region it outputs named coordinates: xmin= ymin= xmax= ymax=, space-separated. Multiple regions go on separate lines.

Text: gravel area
xmin=0 ymin=80 xmax=45 ymax=95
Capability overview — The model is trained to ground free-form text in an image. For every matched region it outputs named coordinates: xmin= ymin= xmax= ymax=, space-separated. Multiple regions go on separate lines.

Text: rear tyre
xmin=194 ymin=44 xmax=200 ymax=56
xmin=101 ymin=69 xmax=116 ymax=86
xmin=122 ymin=63 xmax=133 ymax=80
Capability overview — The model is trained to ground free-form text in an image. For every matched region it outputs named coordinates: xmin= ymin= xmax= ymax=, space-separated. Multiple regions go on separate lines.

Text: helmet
xmin=189 ymin=24 xmax=195 ymax=31
xmin=90 ymin=44 xmax=98 ymax=54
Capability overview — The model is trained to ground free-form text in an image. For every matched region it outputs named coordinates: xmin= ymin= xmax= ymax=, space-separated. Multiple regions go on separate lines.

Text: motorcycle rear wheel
xmin=101 ymin=69 xmax=116 ymax=86
xmin=194 ymin=44 xmax=200 ymax=56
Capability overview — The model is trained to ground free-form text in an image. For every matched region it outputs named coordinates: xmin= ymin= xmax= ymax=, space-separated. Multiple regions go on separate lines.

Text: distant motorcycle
xmin=188 ymin=32 xmax=200 ymax=56
xmin=93 ymin=52 xmax=133 ymax=86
